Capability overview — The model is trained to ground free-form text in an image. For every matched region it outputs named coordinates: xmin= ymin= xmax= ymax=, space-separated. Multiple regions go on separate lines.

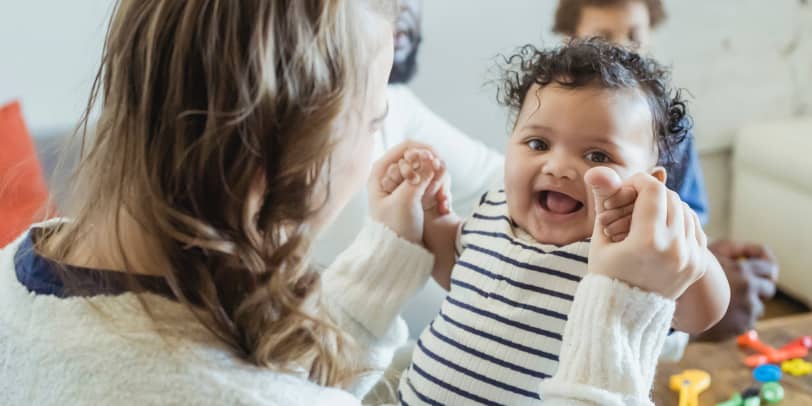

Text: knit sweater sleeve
xmin=320 ymin=219 xmax=434 ymax=400
xmin=539 ymin=274 xmax=676 ymax=405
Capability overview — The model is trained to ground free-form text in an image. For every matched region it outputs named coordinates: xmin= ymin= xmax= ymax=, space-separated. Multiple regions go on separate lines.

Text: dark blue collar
xmin=14 ymin=228 xmax=174 ymax=299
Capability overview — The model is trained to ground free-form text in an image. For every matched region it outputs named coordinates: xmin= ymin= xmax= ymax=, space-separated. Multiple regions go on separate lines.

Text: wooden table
xmin=653 ymin=313 xmax=812 ymax=405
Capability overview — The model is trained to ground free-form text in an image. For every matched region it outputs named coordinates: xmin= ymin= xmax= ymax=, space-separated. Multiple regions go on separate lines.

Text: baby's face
xmin=504 ymin=83 xmax=660 ymax=246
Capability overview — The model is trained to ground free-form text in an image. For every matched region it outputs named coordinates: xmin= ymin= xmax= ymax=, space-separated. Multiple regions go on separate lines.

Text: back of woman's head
xmin=45 ymin=0 xmax=395 ymax=387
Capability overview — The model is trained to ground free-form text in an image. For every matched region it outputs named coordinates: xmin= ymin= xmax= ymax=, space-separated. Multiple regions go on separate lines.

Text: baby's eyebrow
xmin=520 ymin=124 xmax=554 ymax=134
xmin=584 ymin=138 xmax=619 ymax=147
xmin=579 ymin=132 xmax=620 ymax=146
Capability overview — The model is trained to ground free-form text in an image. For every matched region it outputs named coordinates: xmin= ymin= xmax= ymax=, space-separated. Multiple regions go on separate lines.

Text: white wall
xmin=411 ymin=0 xmax=812 ymax=153
xmin=3 ymin=1 xmax=810 ymax=146
xmin=0 ymin=1 xmax=113 ymax=133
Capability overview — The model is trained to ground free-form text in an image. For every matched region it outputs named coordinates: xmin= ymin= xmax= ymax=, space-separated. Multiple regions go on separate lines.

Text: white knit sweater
xmin=0 ymin=221 xmax=674 ymax=405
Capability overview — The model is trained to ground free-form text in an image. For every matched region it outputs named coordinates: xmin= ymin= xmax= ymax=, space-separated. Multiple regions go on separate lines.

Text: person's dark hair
xmin=388 ymin=36 xmax=422 ymax=84
xmin=553 ymin=0 xmax=666 ymax=36
xmin=497 ymin=39 xmax=691 ymax=176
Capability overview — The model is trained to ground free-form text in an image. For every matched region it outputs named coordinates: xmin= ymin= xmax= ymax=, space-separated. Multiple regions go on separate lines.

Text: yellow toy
xmin=781 ymin=358 xmax=812 ymax=376
xmin=670 ymin=369 xmax=711 ymax=406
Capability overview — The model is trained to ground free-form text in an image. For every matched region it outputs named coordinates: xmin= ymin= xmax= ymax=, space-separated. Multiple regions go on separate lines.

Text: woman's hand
xmin=585 ymin=167 xmax=707 ymax=300
xmin=368 ymin=141 xmax=442 ymax=245
xmin=380 ymin=147 xmax=450 ymax=216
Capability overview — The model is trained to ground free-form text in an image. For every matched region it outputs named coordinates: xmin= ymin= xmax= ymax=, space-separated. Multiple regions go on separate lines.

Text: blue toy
xmin=753 ymin=365 xmax=782 ymax=383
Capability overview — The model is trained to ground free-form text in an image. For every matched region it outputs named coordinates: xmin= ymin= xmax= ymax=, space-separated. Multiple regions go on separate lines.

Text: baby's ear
xmin=650 ymin=166 xmax=667 ymax=184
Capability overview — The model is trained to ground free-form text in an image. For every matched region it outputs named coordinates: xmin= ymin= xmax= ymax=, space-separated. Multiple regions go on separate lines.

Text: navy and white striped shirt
xmin=400 ymin=190 xmax=590 ymax=405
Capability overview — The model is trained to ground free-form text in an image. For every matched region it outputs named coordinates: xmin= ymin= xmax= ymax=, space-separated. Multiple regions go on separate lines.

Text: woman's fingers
xmin=626 ymin=173 xmax=668 ymax=239
xmin=603 ymin=214 xmax=632 ymax=238
xmin=381 ymin=163 xmax=403 ymax=193
xmin=598 ymin=203 xmax=635 ymax=226
xmin=610 ymin=232 xmax=629 ymax=243
xmin=598 ymin=203 xmax=633 ymax=240
xmin=399 ymin=159 xmax=419 ymax=184
xmin=602 ymin=185 xmax=637 ymax=211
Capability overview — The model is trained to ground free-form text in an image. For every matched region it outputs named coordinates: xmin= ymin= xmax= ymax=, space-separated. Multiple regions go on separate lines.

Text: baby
xmin=383 ymin=40 xmax=730 ymax=405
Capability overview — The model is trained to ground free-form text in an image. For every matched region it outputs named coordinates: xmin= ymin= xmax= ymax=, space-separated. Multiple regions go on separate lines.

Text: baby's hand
xmin=596 ymin=184 xmax=637 ymax=242
xmin=380 ymin=148 xmax=451 ymax=216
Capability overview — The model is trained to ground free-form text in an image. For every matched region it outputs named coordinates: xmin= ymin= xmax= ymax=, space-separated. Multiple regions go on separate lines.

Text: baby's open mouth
xmin=539 ymin=190 xmax=584 ymax=215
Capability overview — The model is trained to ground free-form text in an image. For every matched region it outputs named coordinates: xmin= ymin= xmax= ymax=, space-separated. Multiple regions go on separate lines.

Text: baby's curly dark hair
xmin=497 ymin=38 xmax=691 ymax=174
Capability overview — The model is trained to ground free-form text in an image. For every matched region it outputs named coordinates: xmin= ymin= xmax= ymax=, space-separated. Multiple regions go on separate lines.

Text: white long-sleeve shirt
xmin=1 ymin=220 xmax=675 ymax=405
xmin=312 ymin=85 xmax=505 ymax=335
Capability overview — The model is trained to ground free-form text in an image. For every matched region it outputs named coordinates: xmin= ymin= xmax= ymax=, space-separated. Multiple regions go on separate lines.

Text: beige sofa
xmin=698 ymin=117 xmax=812 ymax=307
xmin=728 ymin=118 xmax=812 ymax=306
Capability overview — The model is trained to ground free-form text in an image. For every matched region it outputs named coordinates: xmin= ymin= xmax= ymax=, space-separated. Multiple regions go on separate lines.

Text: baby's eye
xmin=527 ymin=139 xmax=548 ymax=151
xmin=585 ymin=151 xmax=611 ymax=163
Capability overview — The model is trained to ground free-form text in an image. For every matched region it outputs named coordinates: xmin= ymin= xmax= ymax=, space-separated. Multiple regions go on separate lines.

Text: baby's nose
xmin=541 ymin=154 xmax=578 ymax=180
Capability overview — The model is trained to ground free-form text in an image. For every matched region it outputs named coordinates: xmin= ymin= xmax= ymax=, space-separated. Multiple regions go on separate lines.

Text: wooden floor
xmin=764 ymin=290 xmax=810 ymax=320
xmin=654 ymin=312 xmax=812 ymax=405
xmin=653 ymin=291 xmax=811 ymax=405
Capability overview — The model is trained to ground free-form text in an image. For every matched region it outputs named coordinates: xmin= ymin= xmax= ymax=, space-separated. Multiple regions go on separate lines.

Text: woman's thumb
xmin=584 ymin=167 xmax=622 ymax=214
xmin=584 ymin=167 xmax=622 ymax=244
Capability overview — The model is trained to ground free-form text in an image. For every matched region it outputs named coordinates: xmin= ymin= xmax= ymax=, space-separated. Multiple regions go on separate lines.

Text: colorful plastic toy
xmin=761 ymin=382 xmax=785 ymax=404
xmin=715 ymin=393 xmax=744 ymax=406
xmin=782 ymin=336 xmax=812 ymax=351
xmin=753 ymin=364 xmax=782 ymax=383
xmin=781 ymin=358 xmax=812 ymax=376
xmin=670 ymin=369 xmax=711 ymax=406
xmin=742 ymin=387 xmax=762 ymax=405
xmin=714 ymin=383 xmax=786 ymax=406
xmin=715 ymin=392 xmax=761 ymax=406
xmin=737 ymin=330 xmax=809 ymax=367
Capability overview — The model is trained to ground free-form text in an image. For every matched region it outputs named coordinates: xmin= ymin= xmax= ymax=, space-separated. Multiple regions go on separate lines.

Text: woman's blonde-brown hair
xmin=40 ymin=0 xmax=395 ymax=388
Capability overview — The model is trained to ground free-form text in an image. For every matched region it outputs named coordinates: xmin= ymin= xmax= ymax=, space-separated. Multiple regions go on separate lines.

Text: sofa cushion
xmin=734 ymin=118 xmax=812 ymax=193
xmin=0 ymin=101 xmax=50 ymax=247
xmin=731 ymin=117 xmax=812 ymax=306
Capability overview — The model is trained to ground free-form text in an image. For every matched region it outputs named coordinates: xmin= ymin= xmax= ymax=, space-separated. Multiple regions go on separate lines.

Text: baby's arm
xmin=672 ymin=252 xmax=729 ymax=333
xmin=423 ymin=210 xmax=462 ymax=291
xmin=599 ymin=191 xmax=730 ymax=334
xmin=380 ymin=148 xmax=461 ymax=290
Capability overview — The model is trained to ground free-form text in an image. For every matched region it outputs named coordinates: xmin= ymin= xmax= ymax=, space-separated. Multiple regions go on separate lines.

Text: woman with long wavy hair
xmin=0 ymin=0 xmax=706 ymax=404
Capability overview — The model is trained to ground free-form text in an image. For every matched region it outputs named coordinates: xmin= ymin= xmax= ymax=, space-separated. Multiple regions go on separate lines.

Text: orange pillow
xmin=0 ymin=101 xmax=50 ymax=247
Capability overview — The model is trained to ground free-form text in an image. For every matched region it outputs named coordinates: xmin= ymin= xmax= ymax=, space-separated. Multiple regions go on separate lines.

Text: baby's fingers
xmin=381 ymin=163 xmax=404 ymax=193
xmin=399 ymin=159 xmax=421 ymax=184
xmin=404 ymin=148 xmax=432 ymax=165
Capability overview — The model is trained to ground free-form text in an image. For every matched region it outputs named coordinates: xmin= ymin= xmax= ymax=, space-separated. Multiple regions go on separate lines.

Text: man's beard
xmin=388 ymin=37 xmax=421 ymax=85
